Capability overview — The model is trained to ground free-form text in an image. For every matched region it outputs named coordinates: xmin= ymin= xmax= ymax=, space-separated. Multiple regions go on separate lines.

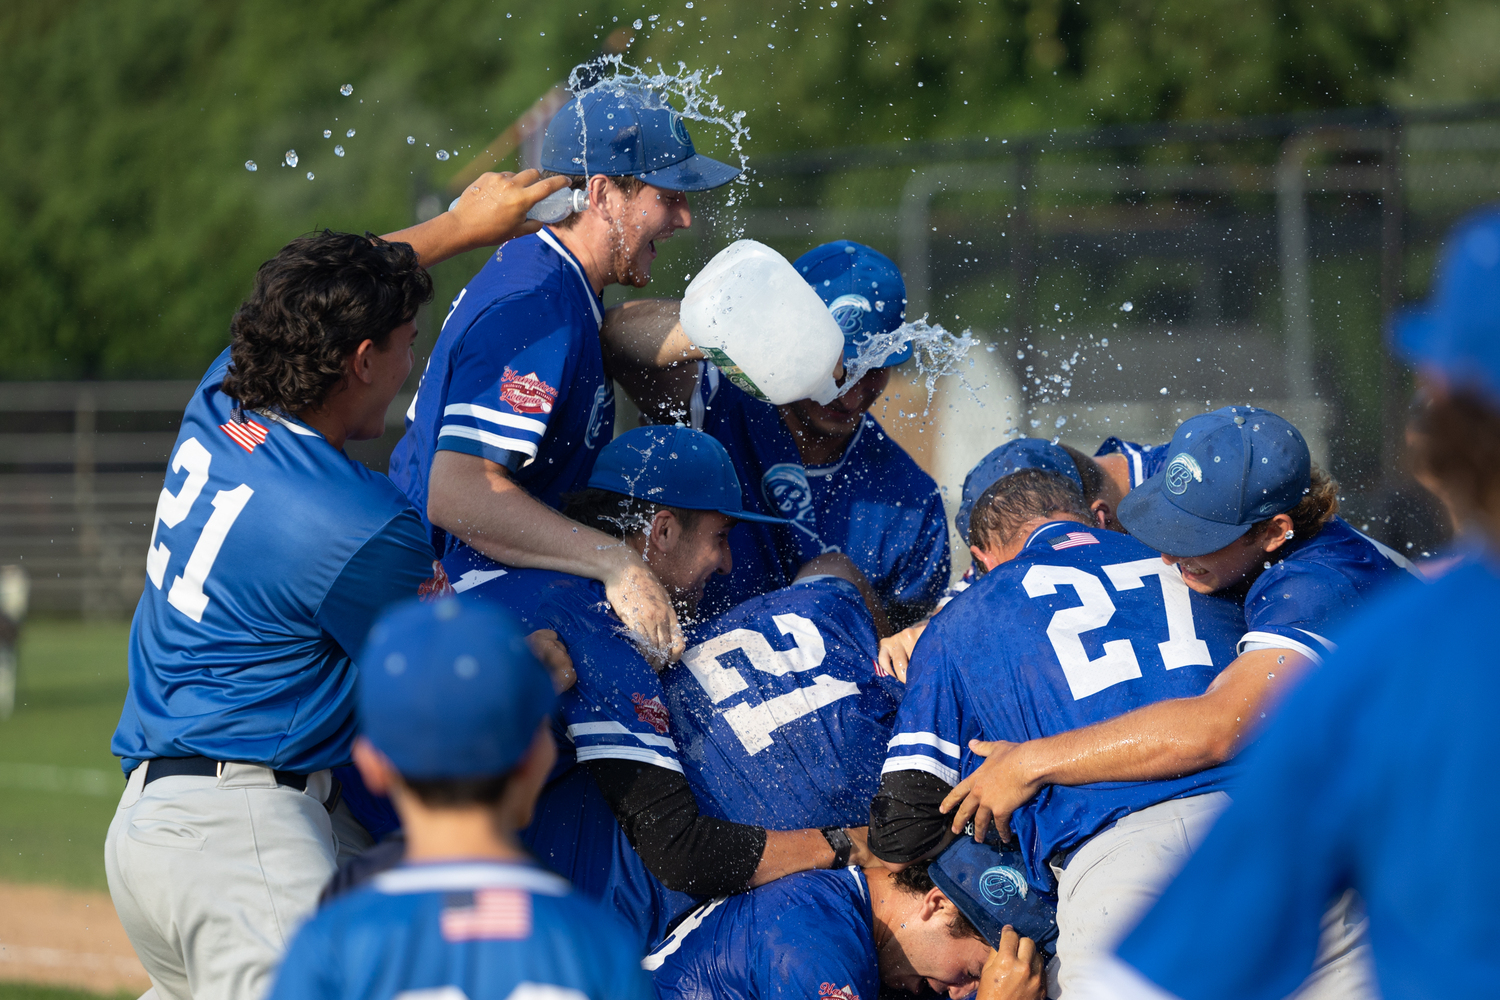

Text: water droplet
xmin=1121 ymin=301 xmax=1133 ymax=312
xmin=1159 ymin=387 xmax=1168 ymax=395
xmin=323 ymin=129 xmax=332 ymax=138
xmin=284 ymin=149 xmax=298 ymax=167
xmin=334 ymin=145 xmax=345 ymax=157
xmin=633 ymin=17 xmax=643 ymax=27
xmin=244 ymin=160 xmax=257 ymax=172
xmin=306 ymin=171 xmax=314 ymax=180
xmin=436 ymin=149 xmax=450 ymax=161
xmin=407 ymin=136 xmax=416 ymax=145
xmin=1053 ymin=303 xmax=1060 ymax=311
xmin=346 ymin=129 xmax=356 ymax=137
xmin=1277 ymin=655 xmax=1286 ymax=664
xmin=339 ymin=83 xmax=353 ymax=96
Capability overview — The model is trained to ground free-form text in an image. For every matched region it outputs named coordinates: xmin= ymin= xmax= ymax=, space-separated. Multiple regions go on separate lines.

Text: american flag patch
xmin=440 ymin=889 xmax=531 ymax=942
xmin=219 ymin=419 xmax=268 ymax=454
xmin=1051 ymin=531 xmax=1099 ymax=550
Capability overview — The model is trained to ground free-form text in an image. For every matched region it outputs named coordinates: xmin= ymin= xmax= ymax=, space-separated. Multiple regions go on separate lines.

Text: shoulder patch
xmin=220 ymin=418 xmax=268 ymax=454
xmin=819 ymin=985 xmax=861 ymax=1000
xmin=631 ymin=693 xmax=672 ymax=735
xmin=501 ymin=367 xmax=558 ymax=415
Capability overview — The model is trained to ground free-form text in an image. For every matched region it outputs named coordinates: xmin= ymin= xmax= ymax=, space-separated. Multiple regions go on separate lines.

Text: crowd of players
xmin=103 ymin=85 xmax=1496 ymax=1000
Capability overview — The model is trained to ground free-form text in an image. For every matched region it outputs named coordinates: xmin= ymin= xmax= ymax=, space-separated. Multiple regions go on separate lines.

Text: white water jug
xmin=680 ymin=240 xmax=844 ymax=405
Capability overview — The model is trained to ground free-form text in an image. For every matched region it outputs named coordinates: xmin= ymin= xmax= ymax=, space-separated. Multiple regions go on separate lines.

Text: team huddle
xmin=103 ymin=85 xmax=1499 ymax=1000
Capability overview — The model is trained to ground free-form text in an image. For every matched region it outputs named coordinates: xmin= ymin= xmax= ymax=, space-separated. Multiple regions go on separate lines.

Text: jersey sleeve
xmin=886 ymin=487 xmax=953 ymax=620
xmin=435 ymin=297 xmax=579 ymax=470
xmin=1094 ymin=438 xmax=1170 ymax=488
xmin=880 ymin=624 xmax=974 ymax=786
xmin=315 ymin=508 xmax=435 ymax=658
xmin=1239 ymin=563 xmax=1355 ymax=663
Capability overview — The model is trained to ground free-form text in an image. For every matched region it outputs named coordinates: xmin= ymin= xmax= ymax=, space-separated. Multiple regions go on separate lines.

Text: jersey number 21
xmin=145 ymin=437 xmax=254 ymax=623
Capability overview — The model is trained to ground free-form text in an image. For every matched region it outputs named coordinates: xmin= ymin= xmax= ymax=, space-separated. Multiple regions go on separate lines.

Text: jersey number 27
xmin=145 ymin=437 xmax=254 ymax=623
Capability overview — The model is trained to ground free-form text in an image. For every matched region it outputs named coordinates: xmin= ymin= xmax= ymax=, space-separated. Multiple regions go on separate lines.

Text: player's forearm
xmin=428 ymin=451 xmax=638 ymax=582
xmin=1020 ymin=696 xmax=1245 ymax=787
xmin=602 ymin=300 xmax=703 ymax=422
xmin=751 ymin=829 xmax=838 ymax=886
xmin=382 ymin=212 xmax=484 ymax=268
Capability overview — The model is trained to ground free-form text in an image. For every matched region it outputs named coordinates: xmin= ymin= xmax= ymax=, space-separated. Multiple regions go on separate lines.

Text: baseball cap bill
xmin=541 ymin=88 xmax=741 ymax=192
xmin=587 ymin=424 xmax=787 ymax=525
xmin=929 ymin=836 xmax=1059 ymax=955
xmin=955 ymin=438 xmax=1085 ymax=545
xmin=358 ymin=596 xmax=556 ymax=780
xmin=1117 ymin=406 xmax=1311 ymax=559
xmin=794 ymin=241 xmax=912 ymax=367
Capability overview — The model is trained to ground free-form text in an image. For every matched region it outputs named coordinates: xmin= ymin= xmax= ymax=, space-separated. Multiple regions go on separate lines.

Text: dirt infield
xmin=0 ymin=882 xmax=149 ymax=995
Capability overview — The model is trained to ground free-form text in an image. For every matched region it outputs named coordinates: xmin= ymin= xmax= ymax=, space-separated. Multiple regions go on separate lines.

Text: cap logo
xmin=979 ymin=865 xmax=1029 ymax=904
xmin=827 ymin=293 xmax=872 ymax=335
xmin=1165 ymin=453 xmax=1204 ymax=495
xmin=671 ymin=112 xmax=692 ymax=147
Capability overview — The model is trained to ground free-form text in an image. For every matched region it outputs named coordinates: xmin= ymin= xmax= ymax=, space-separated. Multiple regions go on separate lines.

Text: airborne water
xmin=837 ymin=317 xmax=980 ymax=413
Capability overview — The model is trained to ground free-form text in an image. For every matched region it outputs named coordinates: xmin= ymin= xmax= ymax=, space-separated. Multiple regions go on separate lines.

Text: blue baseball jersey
xmin=389 ymin=229 xmax=613 ymax=555
xmin=645 ymin=867 xmax=878 ymax=1000
xmin=887 ymin=522 xmax=1246 ymax=889
xmin=689 ymin=365 xmax=950 ymax=621
xmin=1116 ymin=559 xmax=1497 ymax=1000
xmin=513 ymin=570 xmax=700 ymax=950
xmin=663 ymin=576 xmax=900 ymax=830
xmin=1237 ymin=516 xmax=1420 ymax=663
xmin=440 ymin=545 xmax=547 ymax=629
xmin=268 ymin=860 xmax=652 ymax=1000
xmin=112 ymin=350 xmax=434 ymax=775
xmin=1094 ymin=437 xmax=1170 ymax=488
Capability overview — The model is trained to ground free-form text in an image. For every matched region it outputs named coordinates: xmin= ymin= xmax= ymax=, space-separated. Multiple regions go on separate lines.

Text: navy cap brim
xmin=639 ymin=153 xmax=742 ymax=192
xmin=1116 ymin=471 xmax=1254 ymax=558
xmin=719 ymin=506 xmax=788 ymax=525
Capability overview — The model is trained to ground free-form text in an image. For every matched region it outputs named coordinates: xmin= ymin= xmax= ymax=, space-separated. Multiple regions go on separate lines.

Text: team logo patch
xmin=219 ymin=418 xmax=268 ymax=454
xmin=827 ymin=293 xmax=872 ymax=336
xmin=819 ymin=985 xmax=860 ymax=1000
xmin=500 ymin=367 xmax=558 ymax=415
xmin=1165 ymin=452 xmax=1204 ymax=495
xmin=631 ymin=693 xmax=672 ymax=735
xmin=418 ymin=561 xmax=455 ymax=602
xmin=979 ymin=865 xmax=1029 ymax=905
xmin=440 ymin=888 xmax=531 ymax=941
xmin=670 ymin=112 xmax=693 ymax=147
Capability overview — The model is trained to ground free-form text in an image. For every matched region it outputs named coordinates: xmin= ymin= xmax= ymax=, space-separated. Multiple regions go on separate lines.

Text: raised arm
xmin=940 ymin=647 xmax=1313 ymax=841
xmin=600 ymin=299 xmax=705 ymax=423
xmin=380 ymin=170 xmax=568 ymax=268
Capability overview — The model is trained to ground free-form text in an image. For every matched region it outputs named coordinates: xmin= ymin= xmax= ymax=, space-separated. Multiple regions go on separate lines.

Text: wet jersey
xmin=112 ymin=349 xmax=434 ymax=775
xmin=689 ymin=365 xmax=949 ymax=625
xmin=389 ymin=229 xmax=613 ymax=555
xmin=886 ymin=522 xmax=1246 ymax=889
xmin=1116 ymin=561 xmax=1496 ymax=1000
xmin=1238 ymin=517 xmax=1420 ymax=663
xmin=645 ymin=866 xmax=878 ymax=1000
xmin=663 ymin=576 xmax=899 ymax=830
xmin=514 ymin=570 xmax=699 ymax=950
xmin=1094 ymin=438 xmax=1170 ymax=488
xmin=268 ymin=860 xmax=652 ymax=1000
xmin=439 ymin=545 xmax=546 ymax=629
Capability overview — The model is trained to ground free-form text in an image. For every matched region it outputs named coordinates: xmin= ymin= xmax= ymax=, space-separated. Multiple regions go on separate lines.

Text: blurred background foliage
xmin=1 ymin=0 xmax=1497 ymax=379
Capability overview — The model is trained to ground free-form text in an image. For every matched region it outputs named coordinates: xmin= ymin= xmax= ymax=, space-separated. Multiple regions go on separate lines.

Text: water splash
xmin=563 ymin=54 xmax=751 ymax=235
xmin=837 ymin=316 xmax=979 ymax=405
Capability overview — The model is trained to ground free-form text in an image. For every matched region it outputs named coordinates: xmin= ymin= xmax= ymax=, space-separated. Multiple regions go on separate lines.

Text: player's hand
xmin=526 ymin=628 xmax=576 ymax=693
xmin=844 ymin=827 xmax=883 ymax=869
xmin=939 ymin=740 xmax=1041 ymax=844
xmin=977 ymin=927 xmax=1045 ymax=1000
xmin=604 ymin=557 xmax=685 ymax=669
xmin=875 ymin=619 xmax=928 ymax=682
xmin=448 ymin=169 xmax=570 ymax=248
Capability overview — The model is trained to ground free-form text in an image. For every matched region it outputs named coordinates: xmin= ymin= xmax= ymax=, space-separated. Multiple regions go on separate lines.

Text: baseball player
xmin=451 ymin=426 xmax=883 ymax=950
xmin=267 ymin=596 xmax=651 ymax=1000
xmin=661 ymin=553 xmax=902 ymax=832
xmin=1074 ymin=206 xmax=1500 ymax=1000
xmin=868 ymin=468 xmax=1248 ymax=995
xmin=603 ymin=241 xmax=950 ymax=630
xmin=390 ymin=88 xmax=742 ymax=665
xmin=106 ymin=177 xmax=563 ymax=1000
xmin=646 ymin=837 xmax=1054 ymax=1000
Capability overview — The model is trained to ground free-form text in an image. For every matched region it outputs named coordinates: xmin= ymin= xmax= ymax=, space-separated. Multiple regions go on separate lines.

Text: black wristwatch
xmin=821 ymin=826 xmax=853 ymax=869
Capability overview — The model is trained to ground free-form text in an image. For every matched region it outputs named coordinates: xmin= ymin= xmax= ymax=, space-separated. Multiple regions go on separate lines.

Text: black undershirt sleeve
xmin=868 ymin=768 xmax=955 ymax=864
xmin=586 ymin=758 xmax=768 ymax=896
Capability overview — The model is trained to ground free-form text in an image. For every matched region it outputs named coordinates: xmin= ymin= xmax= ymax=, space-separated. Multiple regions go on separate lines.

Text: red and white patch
xmin=440 ymin=888 xmax=531 ymax=942
xmin=500 ymin=367 xmax=558 ymax=415
xmin=219 ymin=418 xmax=268 ymax=454
xmin=1050 ymin=531 xmax=1099 ymax=550
xmin=631 ymin=693 xmax=672 ymax=735
xmin=819 ymin=985 xmax=860 ymax=1000
xmin=418 ymin=561 xmax=455 ymax=602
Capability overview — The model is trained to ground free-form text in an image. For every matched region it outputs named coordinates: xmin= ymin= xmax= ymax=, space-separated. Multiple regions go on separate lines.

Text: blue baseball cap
xmin=955 ymin=438 xmax=1085 ymax=544
xmin=1117 ymin=406 xmax=1310 ymax=558
xmin=794 ymin=241 xmax=911 ymax=366
xmin=1393 ymin=205 xmax=1500 ymax=404
xmin=357 ymin=596 xmax=556 ymax=780
xmin=929 ymin=836 xmax=1059 ymax=954
xmin=587 ymin=424 xmax=786 ymax=524
xmin=541 ymin=88 xmax=741 ymax=192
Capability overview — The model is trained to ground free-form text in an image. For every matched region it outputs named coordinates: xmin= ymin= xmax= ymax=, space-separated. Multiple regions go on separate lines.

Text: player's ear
xmin=648 ymin=508 xmax=680 ymax=553
xmin=969 ymin=544 xmax=1003 ymax=573
xmin=348 ymin=339 xmax=378 ymax=386
xmin=351 ymin=737 xmax=396 ymax=796
xmin=920 ymin=887 xmax=948 ymax=924
xmin=1090 ymin=499 xmax=1116 ymax=532
xmin=1261 ymin=513 xmax=1296 ymax=553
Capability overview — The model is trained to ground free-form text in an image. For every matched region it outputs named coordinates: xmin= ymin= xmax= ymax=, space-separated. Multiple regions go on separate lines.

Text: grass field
xmin=0 ymin=985 xmax=132 ymax=1000
xmin=0 ymin=620 xmax=131 ymax=891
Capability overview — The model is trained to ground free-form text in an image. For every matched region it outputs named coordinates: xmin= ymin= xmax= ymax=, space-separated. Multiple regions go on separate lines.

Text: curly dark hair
xmin=221 ymin=231 xmax=433 ymax=412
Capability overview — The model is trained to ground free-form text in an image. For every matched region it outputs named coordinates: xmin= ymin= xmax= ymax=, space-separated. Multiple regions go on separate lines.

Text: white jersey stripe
xmin=881 ymin=754 xmax=960 ymax=786
xmin=443 ymin=403 xmax=548 ymax=436
xmin=565 ymin=721 xmax=677 ymax=749
xmin=886 ymin=731 xmax=962 ymax=760
xmin=374 ymin=862 xmax=570 ymax=896
xmin=438 ymin=424 xmax=539 ymax=457
xmin=574 ymin=744 xmax=684 ymax=773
